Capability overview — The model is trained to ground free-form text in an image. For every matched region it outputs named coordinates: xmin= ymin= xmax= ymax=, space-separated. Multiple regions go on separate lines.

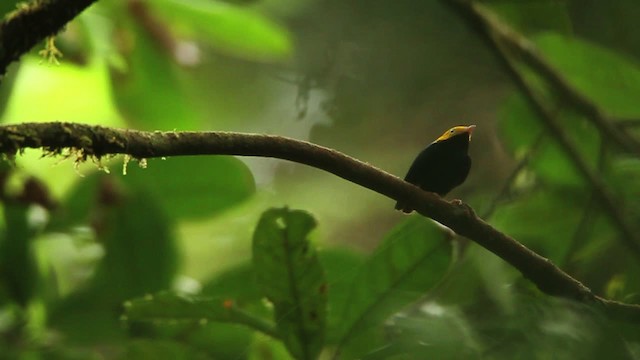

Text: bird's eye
xmin=450 ymin=129 xmax=454 ymax=133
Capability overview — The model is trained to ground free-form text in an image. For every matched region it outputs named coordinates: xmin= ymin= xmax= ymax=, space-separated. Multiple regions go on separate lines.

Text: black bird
xmin=395 ymin=125 xmax=475 ymax=213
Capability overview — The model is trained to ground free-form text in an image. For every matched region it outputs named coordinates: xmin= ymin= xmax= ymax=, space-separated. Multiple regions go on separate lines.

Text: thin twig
xmin=562 ymin=143 xmax=608 ymax=266
xmin=0 ymin=122 xmax=638 ymax=322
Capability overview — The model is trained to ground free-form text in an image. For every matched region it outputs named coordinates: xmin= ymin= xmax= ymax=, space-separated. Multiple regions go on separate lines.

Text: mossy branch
xmin=0 ymin=121 xmax=639 ymax=322
xmin=0 ymin=0 xmax=98 ymax=78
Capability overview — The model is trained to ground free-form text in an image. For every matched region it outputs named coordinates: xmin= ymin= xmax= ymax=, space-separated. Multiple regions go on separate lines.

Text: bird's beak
xmin=466 ymin=125 xmax=476 ymax=140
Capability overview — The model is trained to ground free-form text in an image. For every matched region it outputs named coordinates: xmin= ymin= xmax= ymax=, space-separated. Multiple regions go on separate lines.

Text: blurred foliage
xmin=1 ymin=0 xmax=640 ymax=359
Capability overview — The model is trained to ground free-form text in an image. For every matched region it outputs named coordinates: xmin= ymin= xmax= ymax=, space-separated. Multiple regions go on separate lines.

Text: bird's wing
xmin=403 ymin=146 xmax=436 ymax=184
xmin=452 ymin=155 xmax=472 ymax=187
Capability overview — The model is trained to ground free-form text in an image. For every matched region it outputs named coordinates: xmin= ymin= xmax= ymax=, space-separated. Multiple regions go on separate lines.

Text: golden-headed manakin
xmin=395 ymin=125 xmax=475 ymax=213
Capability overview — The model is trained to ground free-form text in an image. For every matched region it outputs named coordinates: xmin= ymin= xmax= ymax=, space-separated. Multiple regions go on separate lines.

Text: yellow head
xmin=435 ymin=125 xmax=476 ymax=143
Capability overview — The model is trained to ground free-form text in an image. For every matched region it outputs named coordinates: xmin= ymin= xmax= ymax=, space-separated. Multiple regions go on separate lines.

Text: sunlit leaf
xmin=252 ymin=208 xmax=327 ymax=360
xmin=1 ymin=58 xmax=122 ymax=125
xmin=335 ymin=215 xmax=453 ymax=355
xmin=151 ymin=0 xmax=293 ymax=63
xmin=534 ymin=33 xmax=640 ymax=118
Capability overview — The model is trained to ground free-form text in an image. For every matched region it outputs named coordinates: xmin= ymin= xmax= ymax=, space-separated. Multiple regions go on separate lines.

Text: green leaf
xmin=127 ymin=339 xmax=204 ymax=360
xmin=113 ymin=20 xmax=202 ymax=130
xmin=498 ymin=93 xmax=543 ymax=156
xmin=201 ymin=262 xmax=263 ymax=305
xmin=491 ymin=190 xmax=589 ymax=262
xmin=49 ymin=182 xmax=179 ymax=344
xmin=0 ymin=204 xmax=38 ymax=306
xmin=151 ymin=0 xmax=293 ymax=63
xmin=499 ymin=93 xmax=601 ymax=188
xmin=534 ymin=32 xmax=640 ymax=118
xmin=124 ymin=156 xmax=255 ymax=220
xmin=252 ymin=208 xmax=327 ymax=360
xmin=187 ymin=322 xmax=255 ymax=359
xmin=89 ymin=185 xmax=178 ymax=302
xmin=335 ymin=215 xmax=453 ymax=355
xmin=360 ymin=306 xmax=481 ymax=359
xmin=488 ymin=0 xmax=572 ymax=35
xmin=318 ymin=249 xmax=365 ymax=344
xmin=50 ymin=156 xmax=255 ymax=228
xmin=0 ymin=1 xmax=21 ymax=19
xmin=125 ymin=291 xmax=276 ymax=337
xmin=46 ymin=172 xmax=103 ymax=231
xmin=608 ymin=157 xmax=640 ymax=220
xmin=1 ymin=58 xmax=122 ymax=126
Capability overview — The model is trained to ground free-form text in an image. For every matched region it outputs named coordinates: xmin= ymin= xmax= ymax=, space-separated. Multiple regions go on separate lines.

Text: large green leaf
xmin=113 ymin=19 xmax=202 ymax=130
xmin=49 ymin=156 xmax=255 ymax=228
xmin=201 ymin=261 xmax=263 ymax=305
xmin=252 ymin=208 xmax=327 ymax=360
xmin=488 ymin=0 xmax=572 ymax=35
xmin=126 ymin=339 xmax=203 ymax=360
xmin=319 ymin=249 xmax=365 ymax=344
xmin=200 ymin=247 xmax=365 ymax=345
xmin=151 ymin=0 xmax=293 ymax=63
xmin=608 ymin=157 xmax=640 ymax=221
xmin=46 ymin=172 xmax=103 ymax=232
xmin=124 ymin=291 xmax=275 ymax=336
xmin=499 ymin=93 xmax=601 ymax=188
xmin=335 ymin=215 xmax=453 ymax=355
xmin=89 ymin=186 xmax=178 ymax=302
xmin=491 ymin=190 xmax=589 ymax=262
xmin=0 ymin=204 xmax=38 ymax=306
xmin=1 ymin=58 xmax=121 ymax=125
xmin=124 ymin=156 xmax=255 ymax=220
xmin=534 ymin=32 xmax=640 ymax=118
xmin=49 ymin=182 xmax=178 ymax=344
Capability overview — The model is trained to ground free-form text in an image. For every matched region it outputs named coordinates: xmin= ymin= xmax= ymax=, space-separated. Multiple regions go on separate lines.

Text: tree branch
xmin=0 ymin=0 xmax=98 ymax=78
xmin=0 ymin=122 xmax=638 ymax=321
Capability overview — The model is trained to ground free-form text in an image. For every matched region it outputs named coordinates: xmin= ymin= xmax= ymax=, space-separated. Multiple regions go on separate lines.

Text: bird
xmin=395 ymin=125 xmax=475 ymax=213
